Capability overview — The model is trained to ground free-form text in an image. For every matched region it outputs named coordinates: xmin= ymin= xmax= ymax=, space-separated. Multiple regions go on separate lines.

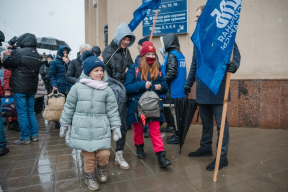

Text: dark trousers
xmin=34 ymin=97 xmax=44 ymax=114
xmin=164 ymin=107 xmax=175 ymax=128
xmin=115 ymin=107 xmax=127 ymax=152
xmin=199 ymin=104 xmax=229 ymax=159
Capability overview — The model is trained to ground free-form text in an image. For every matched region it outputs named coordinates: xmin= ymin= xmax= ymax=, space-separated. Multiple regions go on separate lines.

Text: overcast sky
xmin=0 ymin=0 xmax=85 ymax=59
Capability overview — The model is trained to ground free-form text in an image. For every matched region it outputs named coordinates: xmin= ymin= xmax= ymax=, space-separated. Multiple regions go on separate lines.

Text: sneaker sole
xmin=85 ymin=180 xmax=100 ymax=191
xmin=114 ymin=161 xmax=130 ymax=170
xmin=31 ymin=138 xmax=39 ymax=142
xmin=14 ymin=142 xmax=31 ymax=145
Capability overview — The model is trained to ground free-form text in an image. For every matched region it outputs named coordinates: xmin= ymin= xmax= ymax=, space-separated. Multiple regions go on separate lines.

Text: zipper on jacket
xmin=90 ymin=89 xmax=94 ymax=145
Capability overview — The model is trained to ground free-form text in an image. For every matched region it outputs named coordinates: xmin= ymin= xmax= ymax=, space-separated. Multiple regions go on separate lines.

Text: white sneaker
xmin=115 ymin=151 xmax=130 ymax=170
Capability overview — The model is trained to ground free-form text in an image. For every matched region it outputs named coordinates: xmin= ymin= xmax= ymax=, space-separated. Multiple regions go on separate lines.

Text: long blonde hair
xmin=140 ymin=55 xmax=159 ymax=81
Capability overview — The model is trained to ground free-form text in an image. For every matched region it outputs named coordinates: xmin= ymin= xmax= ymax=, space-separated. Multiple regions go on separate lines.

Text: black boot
xmin=206 ymin=158 xmax=228 ymax=171
xmin=0 ymin=147 xmax=9 ymax=156
xmin=188 ymin=148 xmax=213 ymax=157
xmin=160 ymin=126 xmax=175 ymax=133
xmin=55 ymin=121 xmax=61 ymax=129
xmin=166 ymin=133 xmax=179 ymax=144
xmin=135 ymin=144 xmax=145 ymax=159
xmin=156 ymin=151 xmax=171 ymax=168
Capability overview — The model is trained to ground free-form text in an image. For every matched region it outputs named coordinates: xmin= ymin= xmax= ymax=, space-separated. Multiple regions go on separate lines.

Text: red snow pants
xmin=133 ymin=121 xmax=164 ymax=153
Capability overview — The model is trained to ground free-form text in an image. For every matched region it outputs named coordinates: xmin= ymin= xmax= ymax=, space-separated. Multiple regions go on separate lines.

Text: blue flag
xmin=191 ymin=0 xmax=242 ymax=95
xmin=128 ymin=0 xmax=161 ymax=32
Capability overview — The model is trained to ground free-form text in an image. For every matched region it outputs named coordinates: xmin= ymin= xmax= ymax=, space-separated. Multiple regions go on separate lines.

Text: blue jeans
xmin=0 ymin=100 xmax=7 ymax=149
xmin=199 ymin=104 xmax=229 ymax=159
xmin=13 ymin=93 xmax=38 ymax=140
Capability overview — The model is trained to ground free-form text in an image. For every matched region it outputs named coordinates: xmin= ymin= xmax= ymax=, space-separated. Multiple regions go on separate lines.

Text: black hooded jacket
xmin=102 ymin=40 xmax=133 ymax=84
xmin=39 ymin=60 xmax=51 ymax=92
xmin=162 ymin=33 xmax=181 ymax=86
xmin=66 ymin=52 xmax=83 ymax=85
xmin=3 ymin=33 xmax=42 ymax=94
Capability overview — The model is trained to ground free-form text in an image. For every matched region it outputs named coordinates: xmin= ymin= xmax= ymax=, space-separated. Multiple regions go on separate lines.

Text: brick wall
xmin=190 ymin=80 xmax=288 ymax=129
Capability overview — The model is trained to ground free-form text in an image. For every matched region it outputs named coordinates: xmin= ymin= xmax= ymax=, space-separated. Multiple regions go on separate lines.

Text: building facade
xmin=85 ymin=0 xmax=288 ymax=129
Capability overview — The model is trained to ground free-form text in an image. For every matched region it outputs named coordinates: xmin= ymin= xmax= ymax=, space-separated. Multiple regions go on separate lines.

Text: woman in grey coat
xmin=59 ymin=51 xmax=121 ymax=191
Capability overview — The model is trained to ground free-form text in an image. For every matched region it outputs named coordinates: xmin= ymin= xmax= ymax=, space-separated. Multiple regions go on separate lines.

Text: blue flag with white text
xmin=128 ymin=0 xmax=161 ymax=32
xmin=191 ymin=0 xmax=242 ymax=95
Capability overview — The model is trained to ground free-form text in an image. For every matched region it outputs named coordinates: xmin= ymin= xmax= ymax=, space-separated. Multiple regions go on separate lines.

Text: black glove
xmin=184 ymin=84 xmax=191 ymax=96
xmin=226 ymin=61 xmax=238 ymax=73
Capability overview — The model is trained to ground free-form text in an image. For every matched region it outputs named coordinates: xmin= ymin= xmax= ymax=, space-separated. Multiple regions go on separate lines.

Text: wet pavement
xmin=0 ymin=115 xmax=288 ymax=192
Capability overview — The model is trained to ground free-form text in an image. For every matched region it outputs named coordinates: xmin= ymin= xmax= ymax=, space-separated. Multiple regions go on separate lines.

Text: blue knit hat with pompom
xmin=81 ymin=51 xmax=105 ymax=76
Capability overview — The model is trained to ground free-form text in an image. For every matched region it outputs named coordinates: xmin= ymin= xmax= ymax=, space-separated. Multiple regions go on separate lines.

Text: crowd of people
xmin=0 ymin=6 xmax=241 ymax=191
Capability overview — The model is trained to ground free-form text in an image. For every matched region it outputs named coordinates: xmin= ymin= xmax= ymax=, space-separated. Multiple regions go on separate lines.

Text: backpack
xmin=138 ymin=90 xmax=161 ymax=118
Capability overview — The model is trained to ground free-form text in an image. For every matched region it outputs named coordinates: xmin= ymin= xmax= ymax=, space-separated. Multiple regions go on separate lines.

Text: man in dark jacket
xmin=66 ymin=44 xmax=91 ymax=85
xmin=102 ymin=22 xmax=135 ymax=84
xmin=49 ymin=45 xmax=71 ymax=129
xmin=102 ymin=22 xmax=135 ymax=170
xmin=160 ymin=33 xmax=187 ymax=144
xmin=184 ymin=5 xmax=241 ymax=171
xmin=40 ymin=54 xmax=53 ymax=93
xmin=2 ymin=33 xmax=42 ymax=145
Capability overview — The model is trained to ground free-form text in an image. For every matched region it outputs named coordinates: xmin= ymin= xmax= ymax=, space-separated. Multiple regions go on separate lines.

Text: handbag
xmin=43 ymin=90 xmax=65 ymax=121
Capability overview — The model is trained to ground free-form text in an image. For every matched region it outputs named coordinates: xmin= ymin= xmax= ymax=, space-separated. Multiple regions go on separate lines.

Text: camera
xmin=7 ymin=36 xmax=18 ymax=50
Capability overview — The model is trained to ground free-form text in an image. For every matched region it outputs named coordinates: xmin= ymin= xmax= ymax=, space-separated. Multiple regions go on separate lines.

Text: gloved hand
xmin=226 ymin=61 xmax=238 ymax=73
xmin=113 ymin=127 xmax=122 ymax=142
xmin=59 ymin=125 xmax=69 ymax=137
xmin=184 ymin=84 xmax=192 ymax=96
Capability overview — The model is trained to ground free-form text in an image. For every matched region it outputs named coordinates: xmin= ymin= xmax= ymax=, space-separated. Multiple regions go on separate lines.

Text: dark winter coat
xmin=39 ymin=60 xmax=51 ymax=93
xmin=185 ymin=43 xmax=241 ymax=104
xmin=2 ymin=33 xmax=41 ymax=94
xmin=49 ymin=45 xmax=72 ymax=94
xmin=161 ymin=33 xmax=182 ymax=103
xmin=162 ymin=33 xmax=181 ymax=86
xmin=66 ymin=52 xmax=82 ymax=85
xmin=102 ymin=22 xmax=135 ymax=84
xmin=124 ymin=63 xmax=168 ymax=126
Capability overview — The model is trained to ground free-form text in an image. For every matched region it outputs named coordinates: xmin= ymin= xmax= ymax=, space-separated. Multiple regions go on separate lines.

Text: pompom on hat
xmin=141 ymin=41 xmax=156 ymax=56
xmin=81 ymin=50 xmax=105 ymax=76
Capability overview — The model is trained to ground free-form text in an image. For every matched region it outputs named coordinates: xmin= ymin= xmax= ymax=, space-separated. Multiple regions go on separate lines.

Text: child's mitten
xmin=112 ymin=126 xmax=122 ymax=141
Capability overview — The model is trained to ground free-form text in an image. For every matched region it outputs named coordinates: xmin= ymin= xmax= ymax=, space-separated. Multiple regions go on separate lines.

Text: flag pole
xmin=149 ymin=9 xmax=159 ymax=42
xmin=213 ymin=51 xmax=234 ymax=183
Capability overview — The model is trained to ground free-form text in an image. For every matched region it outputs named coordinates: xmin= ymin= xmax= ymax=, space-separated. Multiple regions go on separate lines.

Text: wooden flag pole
xmin=149 ymin=9 xmax=159 ymax=42
xmin=213 ymin=51 xmax=234 ymax=183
